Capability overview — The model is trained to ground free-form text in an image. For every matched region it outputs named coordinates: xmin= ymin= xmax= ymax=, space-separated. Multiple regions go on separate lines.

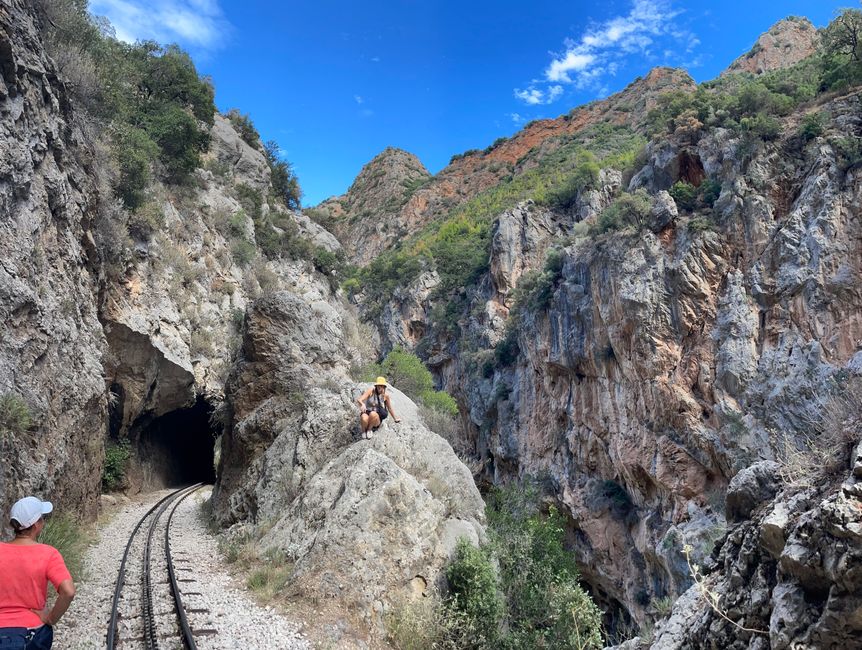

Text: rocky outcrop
xmin=316 ymin=147 xmax=430 ymax=264
xmin=724 ymin=17 xmax=820 ymax=76
xmin=651 ymin=458 xmax=862 ymax=650
xmin=212 ymin=290 xmax=485 ymax=638
xmin=205 ymin=114 xmax=272 ymax=193
xmin=100 ymin=104 xmax=344 ymax=474
xmin=0 ymin=0 xmax=107 ymax=521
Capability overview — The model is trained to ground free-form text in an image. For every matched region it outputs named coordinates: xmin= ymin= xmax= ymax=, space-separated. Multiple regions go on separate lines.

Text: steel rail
xmin=106 ymin=487 xmax=187 ymax=650
xmin=164 ymin=483 xmax=205 ymax=650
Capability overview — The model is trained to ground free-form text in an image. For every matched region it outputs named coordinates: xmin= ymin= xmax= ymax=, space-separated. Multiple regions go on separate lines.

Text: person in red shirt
xmin=0 ymin=497 xmax=75 ymax=650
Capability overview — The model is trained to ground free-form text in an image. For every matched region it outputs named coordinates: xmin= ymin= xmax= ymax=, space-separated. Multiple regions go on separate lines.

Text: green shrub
xmin=799 ymin=112 xmax=827 ymax=141
xmin=699 ymin=178 xmax=722 ymax=207
xmin=264 ymin=140 xmax=303 ymax=210
xmin=419 ymin=389 xmax=458 ymax=416
xmin=595 ymin=189 xmax=651 ymax=233
xmin=113 ymin=124 xmax=159 ymax=209
xmin=102 ymin=440 xmax=131 ymax=491
xmin=446 ymin=539 xmax=504 ymax=637
xmin=226 ymin=109 xmax=261 ymax=147
xmin=127 ymin=201 xmax=164 ymax=240
xmin=380 ymin=347 xmax=435 ymax=397
xmin=546 ymin=152 xmax=601 ymax=213
xmin=832 ymin=136 xmax=862 ymax=172
xmin=740 ymin=113 xmax=781 ymax=141
xmin=669 ymin=181 xmax=698 ymax=211
xmin=486 ymin=485 xmax=604 ymax=649
xmin=0 ymin=394 xmax=31 ymax=438
xmin=231 ymin=239 xmax=256 ymax=267
xmin=439 ymin=483 xmax=604 ymax=649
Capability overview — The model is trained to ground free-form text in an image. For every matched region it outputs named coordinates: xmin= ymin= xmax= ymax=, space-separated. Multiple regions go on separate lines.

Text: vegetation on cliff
xmin=388 ymin=482 xmax=603 ymax=650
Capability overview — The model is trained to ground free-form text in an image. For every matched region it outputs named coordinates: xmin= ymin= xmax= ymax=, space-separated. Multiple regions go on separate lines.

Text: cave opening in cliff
xmin=137 ymin=397 xmax=217 ymax=488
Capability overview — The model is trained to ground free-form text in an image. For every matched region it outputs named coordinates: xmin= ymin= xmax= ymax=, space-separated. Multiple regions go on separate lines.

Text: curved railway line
xmin=106 ymin=484 xmax=212 ymax=649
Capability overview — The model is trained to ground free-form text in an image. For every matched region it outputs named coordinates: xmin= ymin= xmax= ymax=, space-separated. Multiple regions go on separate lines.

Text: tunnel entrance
xmin=137 ymin=397 xmax=217 ymax=488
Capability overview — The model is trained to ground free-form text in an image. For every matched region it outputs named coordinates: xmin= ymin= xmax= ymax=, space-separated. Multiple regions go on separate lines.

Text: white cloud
xmin=515 ymin=0 xmax=698 ymax=101
xmin=509 ymin=112 xmax=524 ymax=124
xmin=89 ymin=0 xmax=231 ymax=51
xmin=354 ymin=95 xmax=364 ymax=104
xmin=514 ymin=84 xmax=564 ymax=106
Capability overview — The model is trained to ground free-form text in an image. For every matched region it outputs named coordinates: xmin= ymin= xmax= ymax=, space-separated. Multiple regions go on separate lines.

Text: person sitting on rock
xmin=357 ymin=376 xmax=401 ymax=438
xmin=0 ymin=496 xmax=76 ymax=650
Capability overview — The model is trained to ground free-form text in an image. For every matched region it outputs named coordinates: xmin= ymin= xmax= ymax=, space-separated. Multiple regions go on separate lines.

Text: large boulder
xmin=212 ymin=291 xmax=486 ymax=634
xmin=261 ymin=388 xmax=485 ymax=628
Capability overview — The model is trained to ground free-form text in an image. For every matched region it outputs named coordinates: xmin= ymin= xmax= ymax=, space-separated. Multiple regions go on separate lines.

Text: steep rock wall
xmin=371 ymin=90 xmax=862 ymax=631
xmin=0 ymin=0 xmax=107 ymax=520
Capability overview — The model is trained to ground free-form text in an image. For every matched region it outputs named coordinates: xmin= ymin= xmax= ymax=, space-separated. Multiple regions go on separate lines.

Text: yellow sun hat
xmin=374 ymin=376 xmax=388 ymax=386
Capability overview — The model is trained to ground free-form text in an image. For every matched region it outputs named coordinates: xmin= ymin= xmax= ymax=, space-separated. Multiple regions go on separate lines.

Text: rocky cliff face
xmin=0 ymin=0 xmax=107 ymax=520
xmin=354 ymin=33 xmax=862 ymax=643
xmin=724 ymin=17 xmax=820 ymax=76
xmin=211 ymin=290 xmax=486 ymax=639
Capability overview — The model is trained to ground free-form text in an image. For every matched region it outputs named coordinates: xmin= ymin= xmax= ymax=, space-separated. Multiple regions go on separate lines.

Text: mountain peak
xmin=723 ymin=16 xmax=820 ymax=76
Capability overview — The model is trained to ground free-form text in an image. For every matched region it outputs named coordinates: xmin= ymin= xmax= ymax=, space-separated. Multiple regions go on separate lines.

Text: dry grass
xmin=776 ymin=374 xmax=862 ymax=486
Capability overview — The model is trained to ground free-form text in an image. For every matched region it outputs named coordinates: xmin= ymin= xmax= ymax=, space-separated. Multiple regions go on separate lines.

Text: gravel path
xmin=55 ymin=487 xmax=309 ymax=650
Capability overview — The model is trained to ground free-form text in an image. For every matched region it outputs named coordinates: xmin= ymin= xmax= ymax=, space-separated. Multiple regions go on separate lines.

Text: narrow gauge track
xmin=106 ymin=484 xmax=206 ymax=650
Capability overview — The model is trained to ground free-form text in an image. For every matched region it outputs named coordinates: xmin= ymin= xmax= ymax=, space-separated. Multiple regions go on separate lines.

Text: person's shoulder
xmin=34 ymin=543 xmax=63 ymax=557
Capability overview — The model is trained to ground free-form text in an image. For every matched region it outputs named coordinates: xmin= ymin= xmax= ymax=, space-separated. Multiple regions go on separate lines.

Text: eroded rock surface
xmin=212 ymin=290 xmax=485 ymax=635
xmin=0 ymin=0 xmax=106 ymax=520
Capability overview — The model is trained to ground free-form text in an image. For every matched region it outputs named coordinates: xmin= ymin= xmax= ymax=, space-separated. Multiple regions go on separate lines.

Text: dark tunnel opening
xmin=137 ymin=397 xmax=217 ymax=488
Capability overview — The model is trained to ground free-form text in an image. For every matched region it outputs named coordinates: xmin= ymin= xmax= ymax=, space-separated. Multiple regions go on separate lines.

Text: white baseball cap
xmin=10 ymin=496 xmax=53 ymax=529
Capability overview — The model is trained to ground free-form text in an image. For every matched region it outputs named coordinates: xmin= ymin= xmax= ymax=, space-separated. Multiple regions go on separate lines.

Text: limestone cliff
xmin=0 ymin=0 xmax=107 ymax=520
xmin=347 ymin=20 xmax=862 ymax=645
xmin=724 ymin=17 xmax=820 ymax=76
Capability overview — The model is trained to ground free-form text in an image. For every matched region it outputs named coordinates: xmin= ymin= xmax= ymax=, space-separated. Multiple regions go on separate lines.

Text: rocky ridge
xmin=316 ymin=68 xmax=695 ymax=264
xmin=724 ymin=17 xmax=820 ymax=76
xmin=317 ymin=147 xmax=430 ymax=264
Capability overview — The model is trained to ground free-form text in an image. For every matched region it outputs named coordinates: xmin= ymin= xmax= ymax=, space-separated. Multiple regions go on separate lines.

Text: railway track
xmin=106 ymin=484 xmax=214 ymax=649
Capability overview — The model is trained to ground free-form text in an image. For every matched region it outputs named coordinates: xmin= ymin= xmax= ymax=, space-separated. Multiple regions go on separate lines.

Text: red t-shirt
xmin=0 ymin=543 xmax=72 ymax=628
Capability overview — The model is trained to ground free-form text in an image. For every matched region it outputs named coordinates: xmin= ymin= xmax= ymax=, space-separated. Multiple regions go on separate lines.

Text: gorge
xmin=0 ymin=2 xmax=860 ymax=648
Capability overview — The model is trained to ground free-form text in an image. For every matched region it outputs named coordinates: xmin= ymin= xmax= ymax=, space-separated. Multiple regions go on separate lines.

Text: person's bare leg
xmin=367 ymin=412 xmax=381 ymax=436
xmin=361 ymin=413 xmax=371 ymax=433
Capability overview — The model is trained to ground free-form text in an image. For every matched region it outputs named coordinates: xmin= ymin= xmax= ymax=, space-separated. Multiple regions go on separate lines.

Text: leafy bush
xmin=831 ymin=136 xmax=862 ymax=172
xmin=595 ymin=189 xmax=651 ymax=233
xmin=102 ymin=440 xmax=131 ymax=491
xmin=419 ymin=389 xmax=458 ymax=416
xmin=799 ymin=111 xmax=827 ymax=141
xmin=231 ymin=238 xmax=256 ymax=267
xmin=112 ymin=125 xmax=159 ymax=209
xmin=127 ymin=201 xmax=164 ymax=240
xmin=669 ymin=181 xmax=698 ymax=211
xmin=669 ymin=179 xmax=721 ymax=213
xmin=546 ymin=152 xmax=601 ymax=213
xmin=436 ymin=483 xmax=604 ymax=650
xmin=264 ymin=140 xmax=303 ymax=210
xmin=446 ymin=539 xmax=504 ymax=637
xmin=226 ymin=109 xmax=261 ymax=147
xmin=0 ymin=394 xmax=31 ymax=438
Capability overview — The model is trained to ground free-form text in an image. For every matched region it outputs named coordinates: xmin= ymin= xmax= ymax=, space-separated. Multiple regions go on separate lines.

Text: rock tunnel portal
xmin=137 ymin=397 xmax=217 ymax=488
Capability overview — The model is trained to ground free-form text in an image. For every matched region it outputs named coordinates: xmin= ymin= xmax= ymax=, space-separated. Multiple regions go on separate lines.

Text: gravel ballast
xmin=54 ymin=487 xmax=309 ymax=649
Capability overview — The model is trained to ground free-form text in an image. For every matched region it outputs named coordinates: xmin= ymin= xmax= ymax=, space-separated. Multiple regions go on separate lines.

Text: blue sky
xmin=88 ymin=0 xmax=853 ymax=206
